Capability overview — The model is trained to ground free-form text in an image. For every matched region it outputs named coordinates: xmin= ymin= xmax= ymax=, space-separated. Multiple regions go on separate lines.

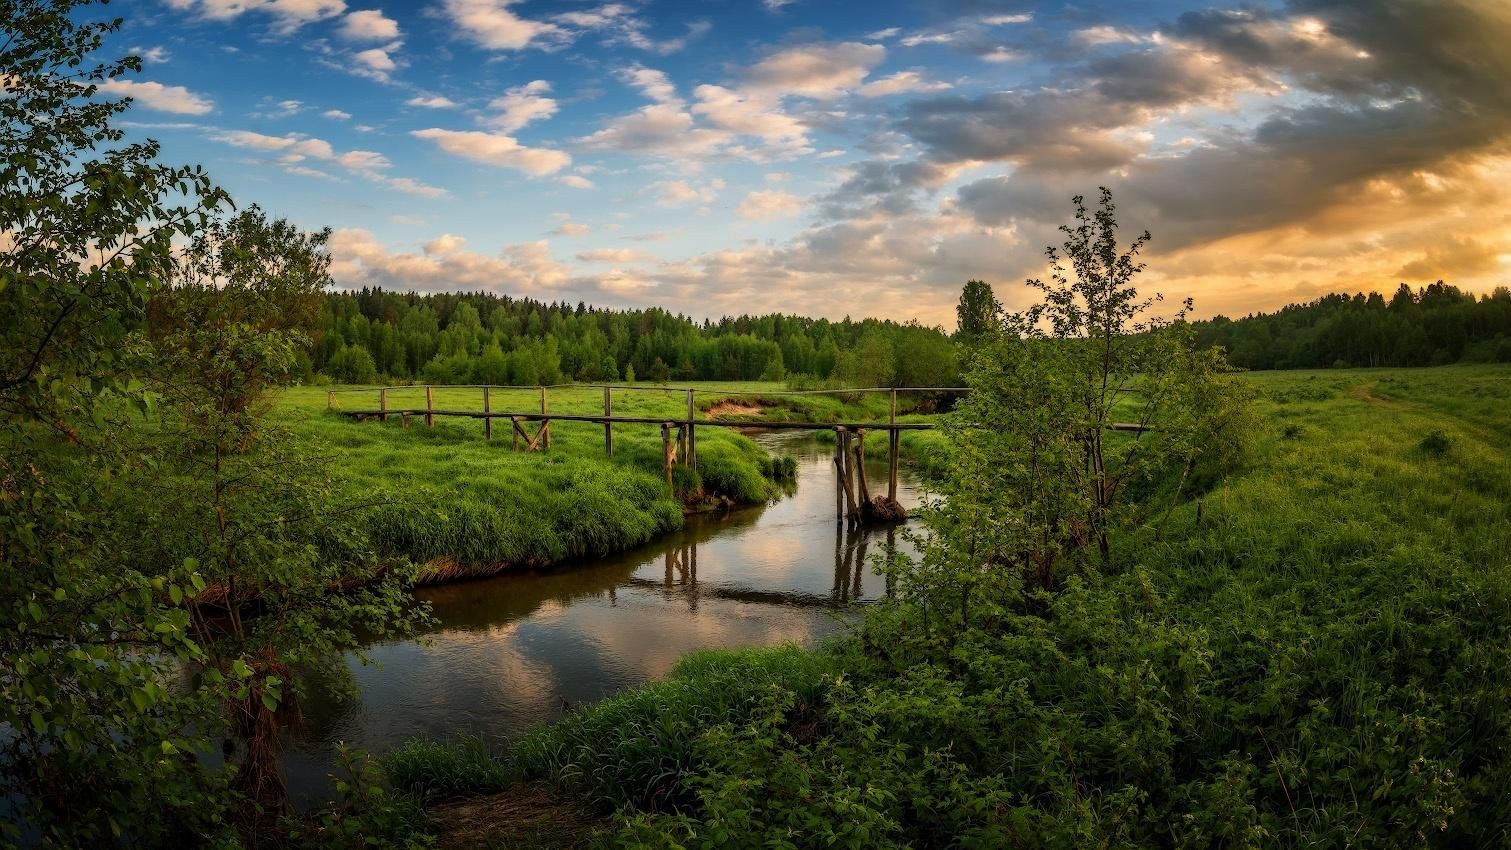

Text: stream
xmin=284 ymin=430 xmax=927 ymax=803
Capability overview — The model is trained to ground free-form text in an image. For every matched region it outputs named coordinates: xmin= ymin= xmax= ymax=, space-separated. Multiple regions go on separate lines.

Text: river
xmin=284 ymin=430 xmax=926 ymax=803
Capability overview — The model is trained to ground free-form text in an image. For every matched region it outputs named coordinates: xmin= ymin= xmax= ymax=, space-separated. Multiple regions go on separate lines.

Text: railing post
xmin=603 ymin=385 xmax=613 ymax=456
xmin=686 ymin=389 xmax=697 ymax=470
xmin=888 ymin=388 xmax=898 ymax=500
xmin=483 ymin=386 xmax=492 ymax=440
xmin=661 ymin=423 xmax=673 ymax=485
xmin=379 ymin=387 xmax=387 ymax=422
xmin=425 ymin=385 xmax=434 ymax=428
xmin=326 ymin=390 xmax=333 ymax=411
xmin=540 ymin=386 xmax=551 ymax=449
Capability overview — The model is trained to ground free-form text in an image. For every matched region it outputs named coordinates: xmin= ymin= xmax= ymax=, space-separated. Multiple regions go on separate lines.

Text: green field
xmin=376 ymin=365 xmax=1511 ymax=847
xmin=271 ymin=382 xmax=924 ymax=580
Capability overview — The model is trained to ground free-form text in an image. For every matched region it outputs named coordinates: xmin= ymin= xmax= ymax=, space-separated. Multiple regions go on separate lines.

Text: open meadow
xmin=379 ymin=364 xmax=1511 ymax=847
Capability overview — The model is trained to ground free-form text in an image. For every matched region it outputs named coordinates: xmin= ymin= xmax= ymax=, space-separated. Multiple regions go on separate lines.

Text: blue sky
xmin=105 ymin=0 xmax=1511 ymax=325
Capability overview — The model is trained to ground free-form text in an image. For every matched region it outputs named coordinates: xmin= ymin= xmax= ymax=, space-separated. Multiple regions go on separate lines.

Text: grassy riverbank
xmin=273 ymin=382 xmax=933 ymax=582
xmin=373 ymin=365 xmax=1511 ymax=846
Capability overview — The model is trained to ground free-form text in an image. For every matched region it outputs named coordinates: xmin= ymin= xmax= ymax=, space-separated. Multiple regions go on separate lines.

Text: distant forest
xmin=312 ymin=288 xmax=961 ymax=387
xmin=1194 ymin=281 xmax=1511 ymax=370
xmin=308 ymin=281 xmax=1511 ymax=386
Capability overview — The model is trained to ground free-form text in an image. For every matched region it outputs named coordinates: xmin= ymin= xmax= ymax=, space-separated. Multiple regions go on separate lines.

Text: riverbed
xmin=284 ymin=431 xmax=926 ymax=802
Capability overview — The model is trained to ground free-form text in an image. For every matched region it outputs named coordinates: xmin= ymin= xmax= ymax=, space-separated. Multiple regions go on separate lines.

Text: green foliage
xmin=327 ymin=344 xmax=378 ymax=384
xmin=287 ymin=745 xmax=435 ymax=849
xmin=0 ymin=3 xmax=237 ymax=845
xmin=576 ymin=373 xmax=1511 ymax=850
xmin=1419 ymin=428 xmax=1452 ymax=455
xmin=1194 ymin=282 xmax=1511 ymax=370
xmin=309 ymin=290 xmax=961 ymax=388
xmin=512 ymin=646 xmax=836 ymax=813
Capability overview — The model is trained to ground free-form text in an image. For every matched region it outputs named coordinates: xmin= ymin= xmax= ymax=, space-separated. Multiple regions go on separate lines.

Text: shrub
xmin=326 ymin=344 xmax=378 ymax=384
xmin=1419 ymin=428 xmax=1452 ymax=455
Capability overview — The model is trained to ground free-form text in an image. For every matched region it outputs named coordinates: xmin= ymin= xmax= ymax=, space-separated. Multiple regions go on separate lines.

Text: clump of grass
xmin=384 ymin=736 xmax=513 ymax=801
xmin=1281 ymin=422 xmax=1305 ymax=439
xmin=1419 ymin=428 xmax=1452 ymax=455
xmin=511 ymin=645 xmax=836 ymax=813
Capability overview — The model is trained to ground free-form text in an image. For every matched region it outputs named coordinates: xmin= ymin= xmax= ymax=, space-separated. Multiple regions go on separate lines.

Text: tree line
xmin=1193 ymin=281 xmax=1511 ymax=370
xmin=311 ymin=289 xmax=962 ymax=388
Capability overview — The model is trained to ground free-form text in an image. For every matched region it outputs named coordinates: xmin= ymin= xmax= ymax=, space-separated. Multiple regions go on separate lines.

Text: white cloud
xmin=1075 ymin=26 xmax=1148 ymax=46
xmin=323 ymin=109 xmax=353 ymax=120
xmin=130 ymin=45 xmax=170 ymax=63
xmin=859 ymin=70 xmax=951 ymax=97
xmin=423 ymin=233 xmax=467 ymax=254
xmin=866 ymin=27 xmax=900 ymax=40
xmin=486 ymin=80 xmax=556 ymax=131
xmin=210 ymin=129 xmax=445 ymax=197
xmin=622 ymin=67 xmax=681 ymax=105
xmin=352 ymin=44 xmax=400 ymax=80
xmin=691 ymin=84 xmax=807 ymax=150
xmin=578 ymin=103 xmax=727 ymax=158
xmin=340 ymin=8 xmax=400 ymax=41
xmin=900 ymin=31 xmax=959 ymax=47
xmin=743 ymin=41 xmax=886 ymax=99
xmin=736 ymin=189 xmax=803 ymax=220
xmin=551 ymin=219 xmax=591 ymax=236
xmin=442 ymin=0 xmax=565 ymax=50
xmin=406 ymin=95 xmax=458 ymax=109
xmin=97 ymin=79 xmax=214 ymax=115
xmin=330 ymin=228 xmax=574 ymax=292
xmin=164 ymin=0 xmax=346 ymax=32
xmin=411 ymin=128 xmax=571 ymax=175
xmin=577 ymin=248 xmax=657 ymax=263
xmin=981 ymin=13 xmax=1032 ymax=25
xmin=650 ymin=178 xmax=723 ymax=207
xmin=559 ymin=174 xmax=594 ymax=189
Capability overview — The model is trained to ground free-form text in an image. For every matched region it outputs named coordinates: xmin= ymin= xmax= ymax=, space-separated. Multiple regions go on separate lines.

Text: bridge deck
xmin=338 ymin=408 xmax=937 ymax=430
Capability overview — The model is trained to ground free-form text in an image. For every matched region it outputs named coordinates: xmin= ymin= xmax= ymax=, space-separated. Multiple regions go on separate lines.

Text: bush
xmin=326 ymin=344 xmax=378 ymax=384
xmin=1419 ymin=428 xmax=1452 ymax=455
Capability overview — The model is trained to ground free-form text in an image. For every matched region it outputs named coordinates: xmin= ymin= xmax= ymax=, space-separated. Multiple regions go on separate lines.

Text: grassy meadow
xmin=369 ymin=364 xmax=1511 ymax=846
xmin=270 ymin=381 xmax=913 ymax=580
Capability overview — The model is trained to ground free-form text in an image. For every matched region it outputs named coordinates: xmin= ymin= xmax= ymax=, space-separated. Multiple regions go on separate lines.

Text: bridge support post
xmin=852 ymin=429 xmax=870 ymax=520
xmin=603 ymin=385 xmax=614 ymax=456
xmin=686 ymin=390 xmax=697 ymax=471
xmin=483 ymin=386 xmax=492 ymax=440
xmin=425 ymin=385 xmax=434 ymax=428
xmin=888 ymin=389 xmax=899 ymax=501
xmin=379 ymin=387 xmax=388 ymax=422
xmin=661 ymin=422 xmax=674 ymax=485
xmin=540 ymin=386 xmax=551 ymax=449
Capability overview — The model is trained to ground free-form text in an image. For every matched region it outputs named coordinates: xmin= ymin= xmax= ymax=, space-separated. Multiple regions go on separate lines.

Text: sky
xmin=103 ymin=0 xmax=1511 ymax=327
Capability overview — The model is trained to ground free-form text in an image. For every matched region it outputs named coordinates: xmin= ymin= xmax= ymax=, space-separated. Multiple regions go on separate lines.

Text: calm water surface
xmin=285 ymin=431 xmax=925 ymax=802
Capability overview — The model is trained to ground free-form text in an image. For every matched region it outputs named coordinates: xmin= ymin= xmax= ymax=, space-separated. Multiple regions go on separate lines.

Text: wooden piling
xmin=685 ymin=389 xmax=697 ymax=470
xmin=327 ymin=390 xmax=334 ymax=410
xmin=424 ymin=385 xmax=434 ymax=428
xmin=853 ymin=430 xmax=871 ymax=509
xmin=836 ymin=429 xmax=858 ymax=520
xmin=379 ymin=387 xmax=388 ymax=422
xmin=540 ymin=386 xmax=551 ymax=448
xmin=400 ymin=411 xmax=409 ymax=429
xmin=661 ymin=423 xmax=674 ymax=485
xmin=483 ymin=386 xmax=492 ymax=440
xmin=887 ymin=389 xmax=899 ymax=501
xmin=603 ymin=385 xmax=614 ymax=456
xmin=833 ymin=427 xmax=845 ymax=519
xmin=888 ymin=429 xmax=900 ymax=501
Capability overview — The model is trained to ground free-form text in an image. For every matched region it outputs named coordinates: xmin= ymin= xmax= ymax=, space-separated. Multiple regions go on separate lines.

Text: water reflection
xmin=285 ymin=431 xmax=923 ymax=803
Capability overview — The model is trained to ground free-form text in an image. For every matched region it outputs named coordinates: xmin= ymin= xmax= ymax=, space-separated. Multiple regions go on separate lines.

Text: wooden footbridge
xmin=326 ymin=383 xmax=966 ymax=522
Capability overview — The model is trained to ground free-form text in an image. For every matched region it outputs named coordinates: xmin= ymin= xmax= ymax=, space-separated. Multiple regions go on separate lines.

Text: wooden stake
xmin=400 ymin=411 xmax=409 ymax=429
xmin=483 ymin=386 xmax=492 ymax=440
xmin=833 ymin=427 xmax=845 ymax=519
xmin=425 ymin=385 xmax=434 ymax=428
xmin=853 ymin=429 xmax=871 ymax=508
xmin=686 ymin=389 xmax=697 ymax=470
xmin=540 ymin=386 xmax=551 ymax=449
xmin=379 ymin=387 xmax=388 ymax=422
xmin=661 ymin=423 xmax=674 ymax=485
xmin=327 ymin=390 xmax=334 ymax=410
xmin=888 ymin=428 xmax=900 ymax=502
xmin=603 ymin=385 xmax=614 ymax=456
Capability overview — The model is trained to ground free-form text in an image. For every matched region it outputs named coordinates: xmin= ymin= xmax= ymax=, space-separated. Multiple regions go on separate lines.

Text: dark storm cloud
xmin=815 ymin=159 xmax=956 ymax=219
xmin=939 ymin=0 xmax=1511 ymax=252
